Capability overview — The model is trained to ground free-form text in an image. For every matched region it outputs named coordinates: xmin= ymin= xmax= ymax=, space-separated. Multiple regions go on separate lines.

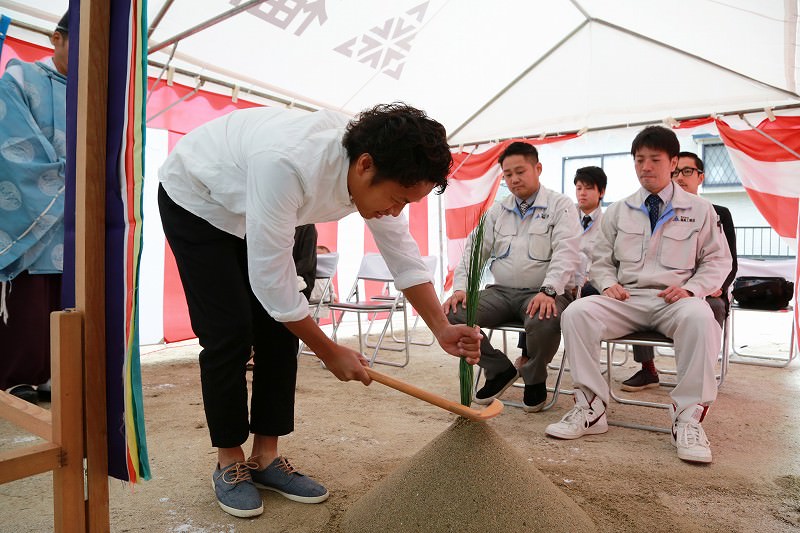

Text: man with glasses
xmin=545 ymin=127 xmax=731 ymax=464
xmin=621 ymin=152 xmax=737 ymax=391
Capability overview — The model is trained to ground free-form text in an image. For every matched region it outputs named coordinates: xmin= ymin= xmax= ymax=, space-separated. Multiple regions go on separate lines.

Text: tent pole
xmin=148 ymin=0 xmax=268 ymax=54
xmin=147 ymin=0 xmax=175 ymax=38
xmin=592 ymin=17 xmax=800 ymax=102
xmin=447 ymin=20 xmax=589 ymax=142
xmin=452 ymin=103 xmax=800 ymax=148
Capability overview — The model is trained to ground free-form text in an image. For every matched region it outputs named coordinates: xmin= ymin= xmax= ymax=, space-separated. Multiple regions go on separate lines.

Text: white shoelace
xmin=562 ymin=405 xmax=591 ymax=428
xmin=676 ymin=421 xmax=709 ymax=448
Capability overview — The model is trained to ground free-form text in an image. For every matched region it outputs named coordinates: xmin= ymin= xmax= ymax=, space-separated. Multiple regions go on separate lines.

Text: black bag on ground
xmin=731 ymin=276 xmax=794 ymax=310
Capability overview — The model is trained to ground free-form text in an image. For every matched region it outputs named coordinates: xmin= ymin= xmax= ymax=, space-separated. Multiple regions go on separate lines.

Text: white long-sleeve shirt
xmin=575 ymin=207 xmax=603 ymax=288
xmin=159 ymin=107 xmax=431 ymax=322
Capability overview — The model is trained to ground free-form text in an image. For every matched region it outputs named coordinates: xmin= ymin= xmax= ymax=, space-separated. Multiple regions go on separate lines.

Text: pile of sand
xmin=341 ymin=417 xmax=597 ymax=533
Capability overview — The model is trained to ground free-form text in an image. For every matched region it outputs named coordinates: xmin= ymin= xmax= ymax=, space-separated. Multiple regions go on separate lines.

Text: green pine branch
xmin=459 ymin=213 xmax=491 ymax=406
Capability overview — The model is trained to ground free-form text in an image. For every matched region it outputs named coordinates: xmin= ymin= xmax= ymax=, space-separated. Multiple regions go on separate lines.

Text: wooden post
xmin=74 ymin=1 xmax=111 ymax=531
xmin=52 ymin=310 xmax=86 ymax=533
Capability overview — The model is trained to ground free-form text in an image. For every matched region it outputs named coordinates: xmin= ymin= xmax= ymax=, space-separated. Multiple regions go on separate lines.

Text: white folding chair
xmin=328 ymin=253 xmax=410 ymax=367
xmin=473 ymin=323 xmax=571 ymax=412
xmin=367 ymin=255 xmax=438 ymax=348
xmin=298 ymin=252 xmax=339 ymax=358
xmin=308 ymin=252 xmax=339 ymax=321
xmin=729 ymin=303 xmax=796 ymax=367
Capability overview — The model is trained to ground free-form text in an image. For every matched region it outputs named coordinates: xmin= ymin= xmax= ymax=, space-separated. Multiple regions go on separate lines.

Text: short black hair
xmin=342 ymin=102 xmax=451 ymax=194
xmin=498 ymin=141 xmax=539 ymax=167
xmin=630 ymin=125 xmax=679 ymax=159
xmin=678 ymin=151 xmax=704 ymax=173
xmin=573 ymin=166 xmax=607 ymax=195
xmin=56 ymin=10 xmax=69 ymax=35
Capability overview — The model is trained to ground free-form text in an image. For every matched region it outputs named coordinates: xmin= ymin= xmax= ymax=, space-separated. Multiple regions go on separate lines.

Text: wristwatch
xmin=540 ymin=285 xmax=557 ymax=298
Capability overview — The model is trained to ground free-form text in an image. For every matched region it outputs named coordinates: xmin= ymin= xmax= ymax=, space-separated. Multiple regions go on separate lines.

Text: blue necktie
xmin=645 ymin=194 xmax=661 ymax=231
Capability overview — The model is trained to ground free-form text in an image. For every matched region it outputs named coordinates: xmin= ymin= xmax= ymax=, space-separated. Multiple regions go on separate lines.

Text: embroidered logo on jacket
xmin=672 ymin=215 xmax=695 ymax=223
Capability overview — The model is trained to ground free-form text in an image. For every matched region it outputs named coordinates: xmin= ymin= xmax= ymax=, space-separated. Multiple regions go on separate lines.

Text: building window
xmin=701 ymin=143 xmax=741 ymax=187
xmin=562 ymin=152 xmax=638 ymax=204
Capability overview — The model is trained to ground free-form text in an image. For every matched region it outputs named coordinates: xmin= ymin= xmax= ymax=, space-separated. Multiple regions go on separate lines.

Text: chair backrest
xmin=316 ymin=252 xmax=339 ymax=278
xmin=356 ymin=253 xmax=394 ymax=282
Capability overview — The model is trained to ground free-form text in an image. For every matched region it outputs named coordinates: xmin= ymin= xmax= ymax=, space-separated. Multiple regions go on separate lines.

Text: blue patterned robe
xmin=0 ymin=59 xmax=66 ymax=281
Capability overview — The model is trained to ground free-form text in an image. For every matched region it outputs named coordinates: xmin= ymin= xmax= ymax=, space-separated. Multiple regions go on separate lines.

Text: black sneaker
xmin=621 ymin=369 xmax=659 ymax=391
xmin=6 ymin=384 xmax=38 ymax=404
xmin=474 ymin=365 xmax=518 ymax=405
xmin=523 ymin=382 xmax=547 ymax=413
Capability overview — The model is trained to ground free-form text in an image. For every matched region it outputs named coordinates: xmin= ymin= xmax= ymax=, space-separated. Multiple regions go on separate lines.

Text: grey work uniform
xmin=449 ymin=186 xmax=581 ymax=385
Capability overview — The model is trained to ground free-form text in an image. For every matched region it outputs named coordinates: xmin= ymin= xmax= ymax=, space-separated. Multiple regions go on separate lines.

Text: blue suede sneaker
xmin=250 ymin=456 xmax=329 ymax=504
xmin=212 ymin=461 xmax=264 ymax=518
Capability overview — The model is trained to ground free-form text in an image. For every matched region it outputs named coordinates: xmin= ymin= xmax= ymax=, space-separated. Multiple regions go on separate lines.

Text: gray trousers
xmin=446 ymin=285 xmax=574 ymax=385
xmin=633 ymin=296 xmax=726 ymax=362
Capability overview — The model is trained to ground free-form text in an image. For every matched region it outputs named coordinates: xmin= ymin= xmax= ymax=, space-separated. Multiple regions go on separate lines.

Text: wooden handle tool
xmin=364 ymin=367 xmax=503 ymax=421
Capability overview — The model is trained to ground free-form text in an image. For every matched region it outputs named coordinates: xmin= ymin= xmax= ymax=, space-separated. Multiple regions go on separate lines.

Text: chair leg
xmin=367 ymin=312 xmax=409 ymax=368
xmin=604 ymin=342 xmax=670 ymax=433
xmin=542 ymin=353 xmax=573 ymax=411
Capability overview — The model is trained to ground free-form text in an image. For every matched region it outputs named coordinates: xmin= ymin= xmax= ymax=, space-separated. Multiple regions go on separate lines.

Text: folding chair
xmin=328 ymin=253 xmax=410 ymax=367
xmin=729 ymin=303 xmax=796 ymax=367
xmin=308 ymin=252 xmax=339 ymax=321
xmin=602 ymin=315 xmax=730 ymax=433
xmin=367 ymin=255 xmax=438 ymax=348
xmin=298 ymin=252 xmax=339 ymax=357
xmin=473 ymin=323 xmax=570 ymax=411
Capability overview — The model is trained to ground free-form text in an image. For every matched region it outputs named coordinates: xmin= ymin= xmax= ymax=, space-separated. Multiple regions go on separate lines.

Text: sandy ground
xmin=2 ymin=309 xmax=800 ymax=532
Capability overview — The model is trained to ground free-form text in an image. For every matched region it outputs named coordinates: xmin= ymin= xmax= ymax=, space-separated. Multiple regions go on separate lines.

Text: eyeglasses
xmin=671 ymin=167 xmax=701 ymax=178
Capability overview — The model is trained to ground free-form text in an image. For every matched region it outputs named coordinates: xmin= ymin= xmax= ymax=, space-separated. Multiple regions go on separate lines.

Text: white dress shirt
xmin=159 ymin=107 xmax=431 ymax=322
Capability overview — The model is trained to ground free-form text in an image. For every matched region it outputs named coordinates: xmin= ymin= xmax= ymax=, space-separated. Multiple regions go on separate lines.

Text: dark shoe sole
xmin=474 ymin=371 xmax=519 ymax=405
xmin=620 ymin=382 xmax=659 ymax=392
xmin=522 ymin=399 xmax=546 ymax=413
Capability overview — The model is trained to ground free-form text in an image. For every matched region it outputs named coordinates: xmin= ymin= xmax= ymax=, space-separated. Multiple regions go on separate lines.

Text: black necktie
xmin=581 ymin=215 xmax=591 ymax=230
xmin=645 ymin=194 xmax=661 ymax=231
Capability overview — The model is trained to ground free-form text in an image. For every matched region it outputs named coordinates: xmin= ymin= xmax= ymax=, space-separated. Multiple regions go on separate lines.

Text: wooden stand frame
xmin=0 ymin=1 xmax=113 ymax=531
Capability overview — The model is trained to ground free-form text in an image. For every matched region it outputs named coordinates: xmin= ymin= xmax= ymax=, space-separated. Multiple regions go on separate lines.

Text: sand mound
xmin=341 ymin=417 xmax=597 ymax=533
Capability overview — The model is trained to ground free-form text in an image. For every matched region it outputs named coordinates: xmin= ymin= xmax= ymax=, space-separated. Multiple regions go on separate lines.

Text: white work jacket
xmin=590 ymin=185 xmax=732 ymax=298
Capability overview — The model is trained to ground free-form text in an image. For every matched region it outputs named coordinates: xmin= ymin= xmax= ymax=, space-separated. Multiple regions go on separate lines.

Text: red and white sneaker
xmin=545 ymin=392 xmax=607 ymax=440
xmin=671 ymin=404 xmax=712 ymax=464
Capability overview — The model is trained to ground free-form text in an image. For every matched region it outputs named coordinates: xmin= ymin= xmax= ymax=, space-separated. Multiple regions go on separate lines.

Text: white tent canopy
xmin=5 ymin=0 xmax=800 ymax=144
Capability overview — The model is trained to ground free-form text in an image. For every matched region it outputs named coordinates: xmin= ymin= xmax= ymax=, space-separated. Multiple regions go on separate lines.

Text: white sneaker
xmin=545 ymin=395 xmax=608 ymax=440
xmin=671 ymin=404 xmax=712 ymax=464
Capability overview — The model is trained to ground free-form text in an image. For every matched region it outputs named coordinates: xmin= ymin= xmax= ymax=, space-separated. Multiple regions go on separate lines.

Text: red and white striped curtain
xmin=716 ymin=116 xmax=800 ymax=344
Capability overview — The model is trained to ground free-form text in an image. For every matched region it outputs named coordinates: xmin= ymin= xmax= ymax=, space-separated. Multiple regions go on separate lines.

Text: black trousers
xmin=158 ymin=185 xmax=298 ymax=448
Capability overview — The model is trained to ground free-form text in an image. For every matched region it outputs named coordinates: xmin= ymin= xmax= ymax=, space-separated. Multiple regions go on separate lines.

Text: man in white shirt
xmin=572 ymin=166 xmax=607 ymax=297
xmin=158 ymin=103 xmax=481 ymax=518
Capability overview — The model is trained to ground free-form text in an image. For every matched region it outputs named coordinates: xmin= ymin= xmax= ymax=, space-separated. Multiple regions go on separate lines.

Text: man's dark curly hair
xmin=342 ymin=103 xmax=452 ymax=194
